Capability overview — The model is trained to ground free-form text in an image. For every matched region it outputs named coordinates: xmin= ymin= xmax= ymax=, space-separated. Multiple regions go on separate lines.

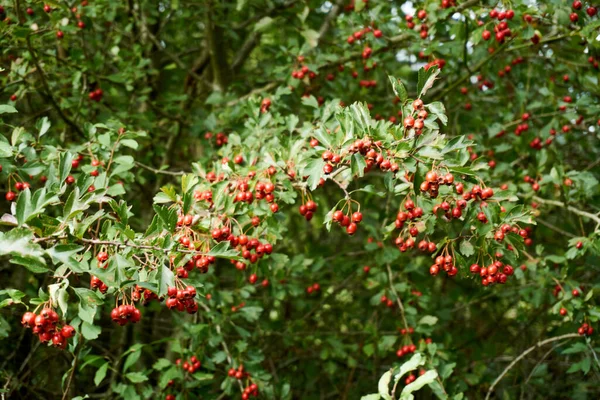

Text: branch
xmin=26 ymin=35 xmax=86 ymax=139
xmin=206 ymin=0 xmax=231 ymax=91
xmin=532 ymin=196 xmax=600 ymax=227
xmin=134 ymin=161 xmax=187 ymax=176
xmin=232 ymin=0 xmax=298 ymax=30
xmin=61 ymin=341 xmax=83 ymax=400
xmin=386 ymin=264 xmax=410 ymax=333
xmin=484 ymin=333 xmax=580 ymax=400
xmin=231 ymin=31 xmax=262 ymax=74
xmin=536 ymin=218 xmax=577 ymax=238
xmin=317 ymin=0 xmax=345 ymax=42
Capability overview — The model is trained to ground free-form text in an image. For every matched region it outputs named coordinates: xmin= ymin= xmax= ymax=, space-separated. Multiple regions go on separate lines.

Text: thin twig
xmin=386 ymin=264 xmax=409 ymax=333
xmin=532 ymin=196 xmax=600 ymax=227
xmin=134 ymin=161 xmax=187 ymax=176
xmin=485 ymin=333 xmax=580 ymax=400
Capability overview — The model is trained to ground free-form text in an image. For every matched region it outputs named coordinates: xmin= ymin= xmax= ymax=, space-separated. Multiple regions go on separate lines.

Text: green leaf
xmin=427 ymin=102 xmax=447 ymax=125
xmin=59 ymin=152 xmax=74 ymax=184
xmin=153 ymin=358 xmax=172 ymax=370
xmin=81 ymin=321 xmax=101 ymax=340
xmin=125 ymin=372 xmax=149 ymax=383
xmin=302 ymin=95 xmax=319 ymax=109
xmin=400 ymin=370 xmax=439 ymax=400
xmin=16 ymin=188 xmax=32 ymax=227
xmin=388 ymin=76 xmax=408 ymax=104
xmin=123 ymin=349 xmax=142 ymax=373
xmin=417 ymin=66 xmax=441 ymax=98
xmin=378 ymin=370 xmax=393 ymax=400
xmin=303 ymin=158 xmax=325 ymax=190
xmin=49 ymin=279 xmax=69 ymax=316
xmin=94 ymin=362 xmax=109 ymax=386
xmin=459 ymin=240 xmax=474 ymax=257
xmin=395 ymin=353 xmax=426 ymax=380
xmin=351 ymin=154 xmax=367 ymax=178
xmin=37 ymin=116 xmax=51 ymax=137
xmin=207 ymin=241 xmax=242 ymax=260
xmin=419 ymin=315 xmax=438 ymax=326
xmin=158 ymin=265 xmax=175 ymax=297
xmin=0 ymin=136 xmax=13 ymax=157
xmin=0 ymin=104 xmax=18 ymax=114
xmin=361 ymin=395 xmax=381 ymax=400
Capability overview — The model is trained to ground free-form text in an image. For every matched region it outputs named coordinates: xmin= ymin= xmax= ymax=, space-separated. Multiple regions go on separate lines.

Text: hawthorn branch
xmin=61 ymin=341 xmax=82 ymax=400
xmin=25 ymin=35 xmax=86 ymax=139
xmin=484 ymin=333 xmax=580 ymax=400
xmin=532 ymin=196 xmax=600 ymax=227
xmin=231 ymin=31 xmax=262 ymax=74
xmin=317 ymin=0 xmax=345 ymax=42
xmin=134 ymin=161 xmax=187 ymax=176
xmin=232 ymin=0 xmax=298 ymax=30
xmin=198 ymin=304 xmax=244 ymax=392
xmin=386 ymin=264 xmax=410 ymax=333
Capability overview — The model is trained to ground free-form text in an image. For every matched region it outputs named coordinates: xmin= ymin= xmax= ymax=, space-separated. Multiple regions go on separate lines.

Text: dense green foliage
xmin=1 ymin=0 xmax=600 ymax=399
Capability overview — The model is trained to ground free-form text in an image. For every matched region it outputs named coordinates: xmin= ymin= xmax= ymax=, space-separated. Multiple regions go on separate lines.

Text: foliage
xmin=1 ymin=0 xmax=600 ymax=399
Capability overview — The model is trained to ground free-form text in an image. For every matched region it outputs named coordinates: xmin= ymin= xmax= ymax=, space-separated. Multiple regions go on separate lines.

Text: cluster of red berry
xmin=469 ymin=260 xmax=515 ymax=286
xmin=176 ymin=355 xmax=202 ymax=374
xmin=523 ymin=175 xmax=541 ymax=192
xmin=405 ymin=10 xmax=428 ymax=39
xmin=96 ymin=251 xmax=109 ymax=268
xmin=21 ymin=308 xmax=76 ymax=349
xmin=248 ymin=273 xmax=269 ymax=287
xmin=165 ymin=286 xmax=198 ymax=314
xmin=90 ymin=276 xmax=108 ymax=293
xmin=298 ymin=200 xmax=318 ymax=221
xmin=429 ymin=254 xmax=458 ymax=277
xmin=396 ymin=344 xmax=417 ymax=358
xmin=346 ymin=26 xmax=381 ymax=45
xmin=241 ymin=383 xmax=259 ymax=400
xmin=88 ymin=88 xmax=103 ymax=102
xmin=332 ymin=209 xmax=363 ymax=235
xmin=131 ymin=285 xmax=160 ymax=305
xmin=110 ymin=304 xmax=142 ymax=325
xmin=380 ymin=295 xmax=395 ymax=308
xmin=440 ymin=0 xmax=457 ymax=9
xmin=402 ymin=99 xmax=428 ymax=135
xmin=578 ymin=323 xmax=594 ymax=336
xmin=420 ymin=169 xmax=455 ymax=198
xmin=204 ymin=131 xmax=228 ymax=147
xmin=482 ymin=8 xmax=515 ymax=44
xmin=306 ymin=283 xmax=321 ymax=294
xmin=571 ymin=1 xmax=597 ymax=21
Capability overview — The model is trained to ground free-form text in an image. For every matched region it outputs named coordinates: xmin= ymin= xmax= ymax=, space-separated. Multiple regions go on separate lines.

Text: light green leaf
xmin=378 ymin=370 xmax=393 ymax=400
xmin=0 ymin=104 xmax=18 ymax=114
xmin=400 ymin=370 xmax=439 ymax=400
xmin=94 ymin=362 xmax=109 ymax=386
xmin=388 ymin=76 xmax=408 ymax=104
xmin=419 ymin=315 xmax=438 ymax=326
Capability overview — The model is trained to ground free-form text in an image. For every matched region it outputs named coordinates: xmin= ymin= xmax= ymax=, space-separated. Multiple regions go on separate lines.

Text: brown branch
xmin=61 ymin=341 xmax=83 ymax=400
xmin=26 ymin=35 xmax=86 ymax=139
xmin=532 ymin=196 xmax=600 ymax=227
xmin=134 ymin=161 xmax=187 ymax=176
xmin=206 ymin=0 xmax=231 ymax=91
xmin=232 ymin=0 xmax=298 ymax=30
xmin=485 ymin=333 xmax=580 ymax=400
xmin=386 ymin=264 xmax=410 ymax=333
xmin=232 ymin=31 xmax=262 ymax=74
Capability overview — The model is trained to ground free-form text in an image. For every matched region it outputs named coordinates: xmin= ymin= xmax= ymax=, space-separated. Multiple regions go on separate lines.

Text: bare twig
xmin=26 ymin=35 xmax=85 ymax=139
xmin=134 ymin=161 xmax=187 ymax=176
xmin=532 ymin=196 xmax=600 ymax=227
xmin=386 ymin=264 xmax=410 ymax=333
xmin=485 ymin=333 xmax=580 ymax=400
